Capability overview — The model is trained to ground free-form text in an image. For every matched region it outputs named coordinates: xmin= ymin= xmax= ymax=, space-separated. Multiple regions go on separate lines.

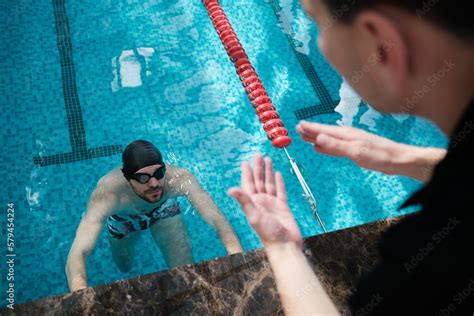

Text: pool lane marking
xmin=33 ymin=0 xmax=122 ymax=167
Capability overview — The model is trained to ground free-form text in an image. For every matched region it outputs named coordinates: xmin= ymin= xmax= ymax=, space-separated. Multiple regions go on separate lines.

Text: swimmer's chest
xmin=115 ymin=198 xmax=164 ymax=216
xmin=115 ymin=190 xmax=178 ymax=216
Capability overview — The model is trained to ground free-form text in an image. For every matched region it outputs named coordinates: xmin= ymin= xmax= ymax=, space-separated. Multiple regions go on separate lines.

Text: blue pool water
xmin=0 ymin=0 xmax=447 ymax=306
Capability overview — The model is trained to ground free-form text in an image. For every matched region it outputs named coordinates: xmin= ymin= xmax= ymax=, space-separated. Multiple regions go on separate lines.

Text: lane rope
xmin=203 ymin=0 xmax=327 ymax=232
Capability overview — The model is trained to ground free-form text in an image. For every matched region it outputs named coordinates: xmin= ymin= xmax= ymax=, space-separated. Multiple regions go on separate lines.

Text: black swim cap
xmin=122 ymin=140 xmax=164 ymax=178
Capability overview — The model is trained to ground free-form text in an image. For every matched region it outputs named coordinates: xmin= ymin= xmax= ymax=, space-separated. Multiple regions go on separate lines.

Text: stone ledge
xmin=2 ymin=216 xmax=405 ymax=315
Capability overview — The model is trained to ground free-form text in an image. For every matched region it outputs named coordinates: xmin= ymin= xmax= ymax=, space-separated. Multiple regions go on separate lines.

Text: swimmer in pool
xmin=65 ymin=140 xmax=243 ymax=292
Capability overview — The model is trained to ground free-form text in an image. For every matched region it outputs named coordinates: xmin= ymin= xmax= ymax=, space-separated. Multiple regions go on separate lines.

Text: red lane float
xmin=203 ymin=0 xmax=291 ymax=148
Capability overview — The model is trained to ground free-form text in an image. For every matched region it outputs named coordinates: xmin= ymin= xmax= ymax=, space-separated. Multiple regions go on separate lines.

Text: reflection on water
xmin=334 ymin=79 xmax=362 ymax=126
xmin=111 ymin=47 xmax=155 ymax=92
xmin=359 ymin=107 xmax=382 ymax=131
xmin=277 ymin=0 xmax=313 ymax=55
xmin=334 ymin=79 xmax=383 ymax=131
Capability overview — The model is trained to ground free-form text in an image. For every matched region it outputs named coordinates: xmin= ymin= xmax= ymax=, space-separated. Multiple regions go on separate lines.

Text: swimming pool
xmin=0 ymin=0 xmax=447 ymax=306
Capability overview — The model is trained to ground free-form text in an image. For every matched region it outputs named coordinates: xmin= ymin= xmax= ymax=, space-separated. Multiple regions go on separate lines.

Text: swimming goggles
xmin=130 ymin=166 xmax=166 ymax=184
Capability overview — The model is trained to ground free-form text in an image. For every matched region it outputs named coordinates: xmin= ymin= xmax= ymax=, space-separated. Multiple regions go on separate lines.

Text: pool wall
xmin=1 ymin=216 xmax=404 ymax=315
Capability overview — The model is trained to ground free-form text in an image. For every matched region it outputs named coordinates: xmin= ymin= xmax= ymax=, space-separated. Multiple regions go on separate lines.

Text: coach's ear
xmin=352 ymin=10 xmax=410 ymax=98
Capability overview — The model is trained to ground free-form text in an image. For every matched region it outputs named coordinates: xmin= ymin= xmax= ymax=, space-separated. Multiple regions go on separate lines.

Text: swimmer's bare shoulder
xmin=84 ymin=168 xmax=124 ymax=221
xmin=164 ymin=164 xmax=195 ymax=195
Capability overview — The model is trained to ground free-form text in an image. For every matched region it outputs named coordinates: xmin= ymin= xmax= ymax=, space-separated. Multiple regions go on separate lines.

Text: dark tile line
xmin=33 ymin=0 xmax=122 ymax=167
xmin=52 ymin=0 xmax=86 ymax=151
xmin=33 ymin=145 xmax=123 ymax=167
xmin=294 ymin=100 xmax=341 ymax=120
xmin=267 ymin=0 xmax=339 ymax=118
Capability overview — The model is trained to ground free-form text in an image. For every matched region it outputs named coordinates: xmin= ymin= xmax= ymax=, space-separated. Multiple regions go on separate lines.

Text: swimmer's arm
xmin=180 ymin=171 xmax=243 ymax=254
xmin=65 ymin=185 xmax=117 ymax=292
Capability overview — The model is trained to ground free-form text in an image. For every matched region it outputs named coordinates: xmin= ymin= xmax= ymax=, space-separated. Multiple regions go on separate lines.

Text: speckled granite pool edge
xmin=2 ymin=215 xmax=405 ymax=315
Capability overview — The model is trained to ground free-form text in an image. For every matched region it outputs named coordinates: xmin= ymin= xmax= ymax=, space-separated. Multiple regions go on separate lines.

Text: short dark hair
xmin=323 ymin=0 xmax=473 ymax=39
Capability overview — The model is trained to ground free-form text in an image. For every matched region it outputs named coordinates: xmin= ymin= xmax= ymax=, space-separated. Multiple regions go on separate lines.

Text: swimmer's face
xmin=301 ymin=0 xmax=416 ymax=114
xmin=129 ymin=164 xmax=166 ymax=203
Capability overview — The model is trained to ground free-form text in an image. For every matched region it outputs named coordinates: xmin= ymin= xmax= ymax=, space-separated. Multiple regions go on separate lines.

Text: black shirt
xmin=349 ymin=100 xmax=474 ymax=315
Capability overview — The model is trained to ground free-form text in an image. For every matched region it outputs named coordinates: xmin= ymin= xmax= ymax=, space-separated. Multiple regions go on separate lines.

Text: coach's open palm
xmin=228 ymin=154 xmax=303 ymax=249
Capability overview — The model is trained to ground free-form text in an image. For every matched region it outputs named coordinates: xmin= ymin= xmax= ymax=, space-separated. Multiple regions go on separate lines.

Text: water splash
xmin=27 ymin=141 xmax=49 ymax=209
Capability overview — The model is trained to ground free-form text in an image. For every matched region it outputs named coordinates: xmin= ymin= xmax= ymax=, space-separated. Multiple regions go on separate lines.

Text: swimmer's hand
xmin=296 ymin=121 xmax=446 ymax=182
xmin=71 ymin=274 xmax=88 ymax=292
xmin=228 ymin=154 xmax=303 ymax=249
